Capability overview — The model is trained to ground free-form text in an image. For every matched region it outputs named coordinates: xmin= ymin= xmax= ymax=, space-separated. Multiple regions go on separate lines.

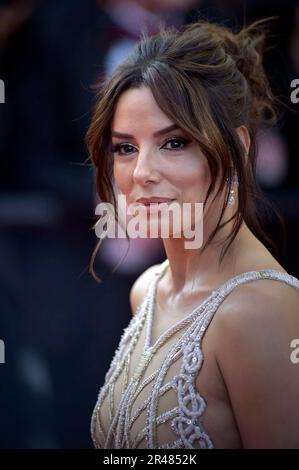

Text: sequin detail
xmin=91 ymin=260 xmax=299 ymax=449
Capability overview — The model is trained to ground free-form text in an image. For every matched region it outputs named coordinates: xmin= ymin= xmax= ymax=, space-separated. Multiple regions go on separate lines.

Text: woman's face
xmin=110 ymin=85 xmax=220 ymax=238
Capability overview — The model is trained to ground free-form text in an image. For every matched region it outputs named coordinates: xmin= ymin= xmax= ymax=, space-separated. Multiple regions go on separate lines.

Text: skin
xmin=111 ymin=85 xmax=299 ymax=448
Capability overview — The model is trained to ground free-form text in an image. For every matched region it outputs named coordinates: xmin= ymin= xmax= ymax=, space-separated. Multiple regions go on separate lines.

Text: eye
xmin=162 ymin=137 xmax=190 ymax=151
xmin=110 ymin=143 xmax=136 ymax=156
xmin=110 ymin=136 xmax=190 ymax=157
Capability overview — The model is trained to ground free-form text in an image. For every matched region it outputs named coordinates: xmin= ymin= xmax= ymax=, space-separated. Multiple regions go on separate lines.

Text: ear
xmin=236 ymin=125 xmax=250 ymax=164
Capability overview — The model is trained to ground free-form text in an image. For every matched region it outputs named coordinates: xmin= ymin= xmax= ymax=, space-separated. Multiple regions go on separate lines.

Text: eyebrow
xmin=111 ymin=124 xmax=180 ymax=139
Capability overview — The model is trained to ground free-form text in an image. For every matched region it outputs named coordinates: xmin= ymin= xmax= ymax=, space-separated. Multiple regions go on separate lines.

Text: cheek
xmin=113 ymin=161 xmax=132 ymax=194
xmin=172 ymin=160 xmax=210 ymax=199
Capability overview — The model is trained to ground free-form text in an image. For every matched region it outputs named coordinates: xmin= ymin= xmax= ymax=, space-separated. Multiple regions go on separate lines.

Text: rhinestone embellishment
xmin=91 ymin=261 xmax=299 ymax=449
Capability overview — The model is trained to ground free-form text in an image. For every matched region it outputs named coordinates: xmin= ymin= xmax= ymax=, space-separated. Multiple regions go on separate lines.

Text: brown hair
xmin=87 ymin=16 xmax=285 ymax=282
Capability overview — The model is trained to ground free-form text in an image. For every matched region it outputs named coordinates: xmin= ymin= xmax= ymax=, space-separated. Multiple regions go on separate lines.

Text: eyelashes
xmin=110 ymin=136 xmax=191 ymax=157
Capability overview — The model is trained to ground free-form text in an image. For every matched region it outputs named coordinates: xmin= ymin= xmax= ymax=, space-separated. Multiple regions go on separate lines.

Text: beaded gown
xmin=91 ymin=258 xmax=299 ymax=449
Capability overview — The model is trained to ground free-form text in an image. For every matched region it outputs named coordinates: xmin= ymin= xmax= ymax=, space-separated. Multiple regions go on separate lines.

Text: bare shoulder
xmin=214 ymin=276 xmax=299 ymax=362
xmin=212 ymin=277 xmax=299 ymax=448
xmin=215 ymin=275 xmax=299 ymax=333
xmin=129 ymin=263 xmax=162 ymax=316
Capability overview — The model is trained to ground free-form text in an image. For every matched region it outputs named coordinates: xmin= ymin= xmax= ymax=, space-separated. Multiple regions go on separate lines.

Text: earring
xmin=226 ymin=176 xmax=239 ymax=206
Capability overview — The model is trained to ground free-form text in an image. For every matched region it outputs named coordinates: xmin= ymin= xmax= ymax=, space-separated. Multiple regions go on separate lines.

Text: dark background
xmin=0 ymin=0 xmax=298 ymax=448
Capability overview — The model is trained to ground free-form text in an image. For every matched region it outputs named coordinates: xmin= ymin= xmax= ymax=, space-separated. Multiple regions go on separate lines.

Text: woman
xmin=86 ymin=18 xmax=299 ymax=449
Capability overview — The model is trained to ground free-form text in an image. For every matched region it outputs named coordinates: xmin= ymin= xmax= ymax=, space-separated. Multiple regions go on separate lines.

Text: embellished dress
xmin=91 ymin=258 xmax=299 ymax=449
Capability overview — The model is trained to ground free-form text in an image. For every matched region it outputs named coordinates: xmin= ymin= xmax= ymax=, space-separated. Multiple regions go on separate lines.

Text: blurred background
xmin=0 ymin=0 xmax=298 ymax=448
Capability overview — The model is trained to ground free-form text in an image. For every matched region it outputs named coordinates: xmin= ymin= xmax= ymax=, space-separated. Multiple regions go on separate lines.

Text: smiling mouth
xmin=133 ymin=200 xmax=177 ymax=216
xmin=140 ymin=201 xmax=174 ymax=205
xmin=136 ymin=198 xmax=176 ymax=205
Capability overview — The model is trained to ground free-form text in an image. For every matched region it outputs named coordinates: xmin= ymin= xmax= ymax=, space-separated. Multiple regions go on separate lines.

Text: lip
xmin=136 ymin=197 xmax=175 ymax=205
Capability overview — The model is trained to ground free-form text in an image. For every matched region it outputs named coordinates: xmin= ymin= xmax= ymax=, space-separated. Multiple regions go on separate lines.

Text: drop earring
xmin=226 ymin=175 xmax=239 ymax=206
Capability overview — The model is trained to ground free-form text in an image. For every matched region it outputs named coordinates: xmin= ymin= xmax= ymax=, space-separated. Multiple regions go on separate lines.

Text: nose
xmin=133 ymin=150 xmax=160 ymax=186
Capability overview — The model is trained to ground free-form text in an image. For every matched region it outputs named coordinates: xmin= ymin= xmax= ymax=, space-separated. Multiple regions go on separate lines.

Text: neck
xmin=162 ymin=220 xmax=254 ymax=297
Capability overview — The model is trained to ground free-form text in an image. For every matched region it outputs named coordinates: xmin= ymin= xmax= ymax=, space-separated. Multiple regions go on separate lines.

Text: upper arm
xmin=129 ymin=264 xmax=161 ymax=316
xmin=214 ymin=282 xmax=299 ymax=448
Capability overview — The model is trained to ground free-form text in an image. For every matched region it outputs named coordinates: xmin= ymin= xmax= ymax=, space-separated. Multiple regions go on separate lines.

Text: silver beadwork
xmin=91 ymin=260 xmax=299 ymax=449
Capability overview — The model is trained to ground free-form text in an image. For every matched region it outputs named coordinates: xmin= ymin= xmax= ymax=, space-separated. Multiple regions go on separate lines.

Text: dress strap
xmin=158 ymin=258 xmax=170 ymax=277
xmin=133 ymin=259 xmax=170 ymax=320
xmin=189 ymin=268 xmax=299 ymax=347
xmin=214 ymin=269 xmax=299 ymax=307
xmin=147 ymin=259 xmax=169 ymax=294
